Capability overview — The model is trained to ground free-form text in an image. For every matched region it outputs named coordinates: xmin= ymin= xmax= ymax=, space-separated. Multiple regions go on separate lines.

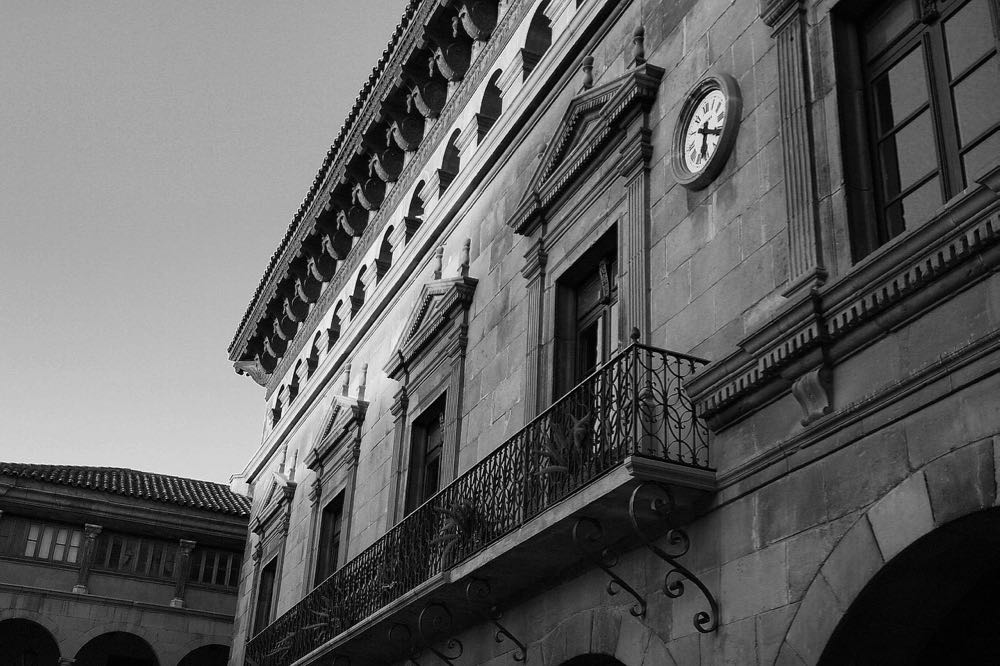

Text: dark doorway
xmin=0 ymin=618 xmax=61 ymax=666
xmin=75 ymin=631 xmax=158 ymax=666
xmin=177 ymin=644 xmax=229 ymax=666
xmin=821 ymin=508 xmax=1000 ymax=665
xmin=560 ymin=656 xmax=625 ymax=666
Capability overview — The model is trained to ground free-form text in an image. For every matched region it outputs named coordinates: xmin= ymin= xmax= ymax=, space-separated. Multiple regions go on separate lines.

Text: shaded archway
xmin=177 ymin=644 xmax=229 ymax=666
xmin=75 ymin=631 xmax=158 ymax=666
xmin=820 ymin=508 xmax=1000 ymax=665
xmin=0 ymin=618 xmax=60 ymax=666
xmin=561 ymin=656 xmax=624 ymax=666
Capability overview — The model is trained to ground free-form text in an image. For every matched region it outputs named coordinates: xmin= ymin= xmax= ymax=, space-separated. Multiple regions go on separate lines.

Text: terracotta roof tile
xmin=0 ymin=463 xmax=251 ymax=518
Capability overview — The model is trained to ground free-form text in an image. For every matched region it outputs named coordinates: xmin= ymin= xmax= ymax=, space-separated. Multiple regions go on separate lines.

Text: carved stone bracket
xmin=789 ymin=365 xmax=832 ymax=425
xmin=571 ymin=516 xmax=646 ymax=618
xmin=465 ymin=579 xmax=527 ymax=661
xmin=628 ymin=482 xmax=718 ymax=633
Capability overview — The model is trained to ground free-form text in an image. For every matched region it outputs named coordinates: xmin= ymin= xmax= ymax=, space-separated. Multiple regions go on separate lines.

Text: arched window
xmin=328 ymin=301 xmax=343 ymax=350
xmin=350 ymin=266 xmax=367 ymax=317
xmin=478 ymin=69 xmax=503 ymax=142
xmin=438 ymin=130 xmax=462 ymax=194
xmin=307 ymin=332 xmax=321 ymax=376
xmin=525 ymin=1 xmax=553 ymax=67
xmin=376 ymin=226 xmax=394 ymax=281
xmin=404 ymin=183 xmax=425 ymax=243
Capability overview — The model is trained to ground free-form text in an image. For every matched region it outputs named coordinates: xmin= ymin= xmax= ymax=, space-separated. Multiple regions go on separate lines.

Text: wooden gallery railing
xmin=246 ymin=342 xmax=709 ymax=665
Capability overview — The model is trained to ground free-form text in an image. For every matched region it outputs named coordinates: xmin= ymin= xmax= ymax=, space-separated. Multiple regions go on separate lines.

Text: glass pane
xmin=884 ymin=175 xmax=942 ymax=236
xmin=109 ymin=537 xmax=122 ymax=570
xmin=953 ymin=55 xmax=1000 ymax=145
xmin=137 ymin=541 xmax=151 ymax=576
xmin=945 ymin=0 xmax=996 ymax=76
xmin=70 ymin=531 xmax=81 ymax=547
xmin=227 ymin=556 xmax=240 ymax=587
xmin=963 ymin=129 xmax=1000 ymax=183
xmin=25 ymin=525 xmax=40 ymax=557
xmin=52 ymin=529 xmax=67 ymax=561
xmin=873 ymin=47 xmax=929 ymax=133
xmin=151 ymin=543 xmax=163 ymax=577
xmin=38 ymin=527 xmax=54 ymax=560
xmin=866 ymin=0 xmax=917 ymax=58
xmin=67 ymin=544 xmax=79 ymax=564
xmin=879 ymin=111 xmax=937 ymax=198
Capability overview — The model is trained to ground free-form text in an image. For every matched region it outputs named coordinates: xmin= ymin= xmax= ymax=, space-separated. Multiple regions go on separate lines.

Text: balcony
xmin=246 ymin=342 xmax=713 ymax=666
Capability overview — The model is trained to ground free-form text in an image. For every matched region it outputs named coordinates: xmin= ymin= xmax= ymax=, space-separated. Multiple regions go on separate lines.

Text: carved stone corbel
xmin=423 ymin=26 xmax=471 ymax=82
xmin=790 ymin=365 xmax=832 ymax=425
xmin=441 ymin=0 xmax=499 ymax=41
xmin=383 ymin=104 xmax=426 ymax=152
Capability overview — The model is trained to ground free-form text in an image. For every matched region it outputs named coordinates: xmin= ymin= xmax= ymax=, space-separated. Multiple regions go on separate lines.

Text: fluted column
xmin=387 ymin=386 xmax=409 ymax=524
xmin=521 ymin=239 xmax=548 ymax=419
xmin=170 ymin=539 xmax=196 ymax=608
xmin=617 ymin=126 xmax=653 ymax=341
xmin=763 ymin=0 xmax=826 ymax=297
xmin=72 ymin=524 xmax=102 ymax=594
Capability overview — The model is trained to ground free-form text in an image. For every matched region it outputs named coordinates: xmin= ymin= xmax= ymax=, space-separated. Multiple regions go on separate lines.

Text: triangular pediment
xmin=385 ymin=274 xmax=478 ymax=381
xmin=509 ymin=63 xmax=664 ymax=235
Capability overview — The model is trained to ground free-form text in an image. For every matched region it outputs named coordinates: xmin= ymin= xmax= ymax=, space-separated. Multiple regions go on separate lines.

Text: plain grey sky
xmin=0 ymin=2 xmax=405 ymax=484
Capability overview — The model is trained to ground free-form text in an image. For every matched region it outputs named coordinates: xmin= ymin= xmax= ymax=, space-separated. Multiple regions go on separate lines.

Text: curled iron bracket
xmin=418 ymin=601 xmax=464 ymax=665
xmin=388 ymin=622 xmax=422 ymax=665
xmin=572 ymin=516 xmax=646 ymax=617
xmin=628 ymin=481 xmax=719 ymax=633
xmin=465 ymin=579 xmax=527 ymax=662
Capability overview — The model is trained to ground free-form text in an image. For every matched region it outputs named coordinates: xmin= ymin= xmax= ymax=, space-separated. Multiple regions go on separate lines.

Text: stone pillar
xmin=521 ymin=239 xmax=548 ymax=419
xmin=442 ymin=324 xmax=469 ymax=483
xmin=72 ymin=524 xmax=102 ymax=594
xmin=617 ymin=126 xmax=653 ymax=341
xmin=387 ymin=386 xmax=409 ymax=524
xmin=304 ymin=477 xmax=322 ymax=588
xmin=762 ymin=0 xmax=826 ymax=298
xmin=170 ymin=539 xmax=196 ymax=608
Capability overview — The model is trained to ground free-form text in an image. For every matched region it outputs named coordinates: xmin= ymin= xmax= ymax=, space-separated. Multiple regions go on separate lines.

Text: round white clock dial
xmin=683 ymin=89 xmax=728 ymax=173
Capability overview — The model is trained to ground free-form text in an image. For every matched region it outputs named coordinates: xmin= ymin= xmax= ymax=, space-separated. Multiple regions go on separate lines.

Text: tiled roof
xmin=0 ymin=463 xmax=251 ymax=518
xmin=228 ymin=0 xmax=422 ymax=356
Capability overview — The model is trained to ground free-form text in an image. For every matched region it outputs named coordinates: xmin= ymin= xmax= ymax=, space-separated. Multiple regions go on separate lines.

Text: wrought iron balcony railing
xmin=245 ymin=341 xmax=709 ymax=665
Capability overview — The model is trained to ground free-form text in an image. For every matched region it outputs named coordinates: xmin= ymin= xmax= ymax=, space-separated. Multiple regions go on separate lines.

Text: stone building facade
xmin=0 ymin=463 xmax=249 ymax=665
xmin=228 ymin=0 xmax=1000 ymax=663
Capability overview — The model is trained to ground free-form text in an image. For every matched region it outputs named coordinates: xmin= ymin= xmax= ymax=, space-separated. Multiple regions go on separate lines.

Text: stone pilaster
xmin=72 ymin=524 xmax=102 ymax=594
xmin=170 ymin=539 xmax=197 ymax=608
xmin=764 ymin=0 xmax=826 ymax=297
xmin=521 ymin=239 xmax=548 ymax=419
xmin=387 ymin=386 xmax=410 ymax=524
xmin=617 ymin=126 xmax=653 ymax=342
xmin=442 ymin=324 xmax=470 ymax=483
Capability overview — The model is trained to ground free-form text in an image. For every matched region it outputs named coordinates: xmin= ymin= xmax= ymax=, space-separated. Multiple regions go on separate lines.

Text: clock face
xmin=683 ymin=89 xmax=728 ymax=173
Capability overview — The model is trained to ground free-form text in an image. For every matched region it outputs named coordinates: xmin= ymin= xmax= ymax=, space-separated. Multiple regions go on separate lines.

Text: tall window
xmin=854 ymin=0 xmax=999 ymax=256
xmin=573 ymin=255 xmax=619 ymax=382
xmin=313 ymin=491 xmax=344 ymax=585
xmin=0 ymin=516 xmax=82 ymax=564
xmin=93 ymin=532 xmax=177 ymax=579
xmin=405 ymin=397 xmax=446 ymax=514
xmin=253 ymin=557 xmax=278 ymax=635
xmin=188 ymin=546 xmax=242 ymax=589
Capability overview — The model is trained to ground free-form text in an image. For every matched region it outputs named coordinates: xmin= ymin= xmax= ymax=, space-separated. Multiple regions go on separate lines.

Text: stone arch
xmin=177 ymin=642 xmax=230 ymax=666
xmin=70 ymin=628 xmax=161 ymax=666
xmin=0 ymin=608 xmax=65 ymax=649
xmin=773 ymin=445 xmax=999 ymax=665
xmin=376 ymin=225 xmax=394 ymax=281
xmin=438 ymin=129 xmax=462 ymax=194
xmin=525 ymin=1 xmax=553 ymax=59
xmin=328 ymin=300 xmax=344 ymax=349
xmin=0 ymin=617 xmax=61 ymax=665
xmin=477 ymin=69 xmax=503 ymax=143
xmin=535 ymin=606 xmax=674 ymax=665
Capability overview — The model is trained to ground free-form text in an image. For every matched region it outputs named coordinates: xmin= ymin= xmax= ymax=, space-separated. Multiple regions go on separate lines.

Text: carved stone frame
xmin=384 ymin=271 xmax=478 ymax=524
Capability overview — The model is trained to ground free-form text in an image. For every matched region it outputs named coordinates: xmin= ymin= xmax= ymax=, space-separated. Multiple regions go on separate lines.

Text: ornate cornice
xmin=509 ymin=61 xmax=664 ymax=235
xmin=690 ymin=188 xmax=1000 ymax=428
xmin=230 ymin=0 xmax=532 ymax=383
xmin=759 ymin=0 xmax=803 ymax=29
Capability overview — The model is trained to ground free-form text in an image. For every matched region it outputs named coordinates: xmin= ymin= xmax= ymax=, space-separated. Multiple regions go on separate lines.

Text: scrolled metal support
xmin=388 ymin=622 xmax=422 ymax=665
xmin=628 ymin=481 xmax=719 ymax=633
xmin=417 ymin=602 xmax=463 ymax=665
xmin=571 ymin=516 xmax=646 ymax=618
xmin=465 ymin=579 xmax=526 ymax=662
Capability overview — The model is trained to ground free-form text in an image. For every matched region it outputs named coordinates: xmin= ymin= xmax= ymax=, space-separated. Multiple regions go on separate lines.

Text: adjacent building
xmin=228 ymin=0 xmax=1000 ymax=664
xmin=0 ymin=463 xmax=249 ymax=666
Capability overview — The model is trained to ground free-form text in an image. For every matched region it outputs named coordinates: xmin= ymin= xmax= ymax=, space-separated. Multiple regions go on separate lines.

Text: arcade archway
xmin=75 ymin=631 xmax=159 ymax=666
xmin=820 ymin=508 xmax=1000 ymax=665
xmin=177 ymin=644 xmax=229 ymax=666
xmin=0 ymin=618 xmax=61 ymax=666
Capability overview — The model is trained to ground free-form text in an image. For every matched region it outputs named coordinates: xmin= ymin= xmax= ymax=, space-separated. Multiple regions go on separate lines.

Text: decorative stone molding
xmin=509 ymin=61 xmax=664 ymax=235
xmin=521 ymin=239 xmax=548 ymax=419
xmin=789 ymin=365 xmax=832 ymax=425
xmin=690 ymin=191 xmax=1000 ymax=429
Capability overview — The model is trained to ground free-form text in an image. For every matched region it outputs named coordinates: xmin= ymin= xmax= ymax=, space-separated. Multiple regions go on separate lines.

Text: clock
xmin=671 ymin=73 xmax=742 ymax=191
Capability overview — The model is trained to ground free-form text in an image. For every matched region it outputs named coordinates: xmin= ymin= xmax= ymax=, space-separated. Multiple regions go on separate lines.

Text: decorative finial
xmin=288 ymin=449 xmax=299 ymax=482
xmin=341 ymin=363 xmax=352 ymax=396
xmin=433 ymin=246 xmax=444 ymax=279
xmin=630 ymin=327 xmax=641 ymax=344
xmin=278 ymin=444 xmax=288 ymax=473
xmin=459 ymin=239 xmax=471 ymax=277
xmin=632 ymin=26 xmax=645 ymax=65
xmin=358 ymin=363 xmax=368 ymax=400
xmin=581 ymin=56 xmax=594 ymax=89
